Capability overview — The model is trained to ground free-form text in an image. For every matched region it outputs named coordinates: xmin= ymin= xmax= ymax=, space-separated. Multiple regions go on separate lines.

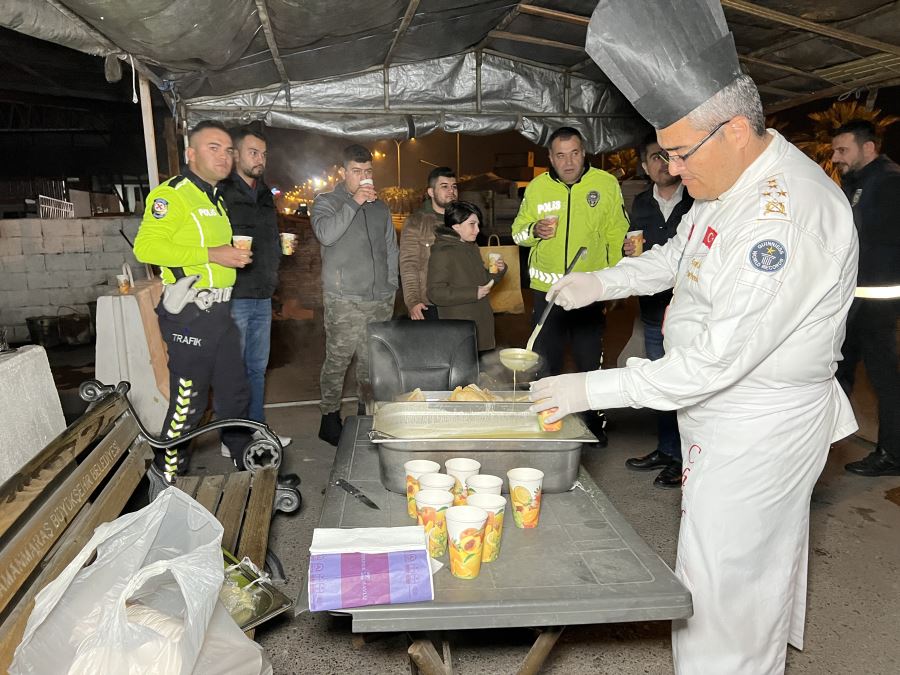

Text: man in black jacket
xmin=220 ymin=126 xmax=293 ymax=449
xmin=623 ymin=134 xmax=694 ymax=488
xmin=831 ymin=119 xmax=900 ymax=476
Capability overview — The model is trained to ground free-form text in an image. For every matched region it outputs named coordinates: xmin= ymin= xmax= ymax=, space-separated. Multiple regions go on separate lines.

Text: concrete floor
xmin=41 ymin=292 xmax=898 ymax=673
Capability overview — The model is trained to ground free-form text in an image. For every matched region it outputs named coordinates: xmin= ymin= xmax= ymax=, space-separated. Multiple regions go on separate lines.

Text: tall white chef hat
xmin=585 ymin=0 xmax=743 ymax=130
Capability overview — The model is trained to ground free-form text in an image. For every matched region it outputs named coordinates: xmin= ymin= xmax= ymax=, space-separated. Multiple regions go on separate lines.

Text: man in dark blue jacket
xmin=220 ymin=126 xmax=292 ymax=450
xmin=831 ymin=119 xmax=900 ymax=476
xmin=623 ymin=134 xmax=693 ymax=488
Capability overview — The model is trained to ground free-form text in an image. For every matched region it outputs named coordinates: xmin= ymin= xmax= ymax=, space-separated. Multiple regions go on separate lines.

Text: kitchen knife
xmin=334 ymin=478 xmax=380 ymax=510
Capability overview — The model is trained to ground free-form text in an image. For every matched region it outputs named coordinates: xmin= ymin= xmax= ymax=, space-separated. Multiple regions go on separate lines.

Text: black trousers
xmin=836 ymin=298 xmax=900 ymax=460
xmin=156 ymin=301 xmax=252 ymax=477
xmin=532 ymin=289 xmax=605 ymax=377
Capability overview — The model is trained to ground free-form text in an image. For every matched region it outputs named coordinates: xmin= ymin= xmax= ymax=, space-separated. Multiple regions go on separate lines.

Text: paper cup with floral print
xmin=415 ymin=489 xmax=454 ymax=558
xmin=417 ymin=472 xmax=457 ymax=493
xmin=445 ymin=505 xmax=489 ymax=579
xmin=445 ymin=457 xmax=480 ymax=506
xmin=465 ymin=473 xmax=502 ymax=496
xmin=404 ymin=459 xmax=440 ymax=518
xmin=466 ymin=493 xmax=506 ymax=563
xmin=507 ymin=467 xmax=544 ymax=529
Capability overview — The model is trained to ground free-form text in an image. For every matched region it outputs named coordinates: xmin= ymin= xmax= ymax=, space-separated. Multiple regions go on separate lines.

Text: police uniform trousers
xmin=156 ymin=300 xmax=251 ymax=478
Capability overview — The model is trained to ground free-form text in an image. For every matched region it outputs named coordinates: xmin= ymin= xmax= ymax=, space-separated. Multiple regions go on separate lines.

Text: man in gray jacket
xmin=312 ymin=144 xmax=399 ymax=445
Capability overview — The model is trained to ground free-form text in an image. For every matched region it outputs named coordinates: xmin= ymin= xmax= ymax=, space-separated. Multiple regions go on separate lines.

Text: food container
xmin=370 ymin=393 xmax=596 ymax=495
xmin=221 ymin=550 xmax=293 ymax=631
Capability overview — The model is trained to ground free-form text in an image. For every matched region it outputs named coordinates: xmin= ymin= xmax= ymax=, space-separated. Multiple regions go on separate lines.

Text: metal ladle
xmin=499 ymin=246 xmax=587 ymax=372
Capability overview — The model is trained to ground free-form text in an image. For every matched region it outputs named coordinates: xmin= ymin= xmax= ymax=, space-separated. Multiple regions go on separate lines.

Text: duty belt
xmin=162 ymin=278 xmax=233 ymax=314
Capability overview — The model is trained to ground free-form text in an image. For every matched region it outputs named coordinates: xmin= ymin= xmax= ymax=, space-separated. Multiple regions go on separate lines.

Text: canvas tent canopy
xmin=2 ymin=1 xmax=900 ymax=151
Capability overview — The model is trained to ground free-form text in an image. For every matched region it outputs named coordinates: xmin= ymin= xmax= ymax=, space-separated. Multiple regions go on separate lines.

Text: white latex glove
xmin=528 ymin=373 xmax=591 ymax=423
xmin=546 ymin=272 xmax=604 ymax=310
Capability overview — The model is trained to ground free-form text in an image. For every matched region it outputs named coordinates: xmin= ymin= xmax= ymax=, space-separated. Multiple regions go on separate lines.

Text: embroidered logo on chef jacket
xmin=152 ymin=198 xmax=168 ymax=219
xmin=759 ymin=175 xmax=790 ymax=220
xmin=702 ymin=226 xmax=717 ymax=248
xmin=586 ymin=191 xmax=600 ymax=207
xmin=851 ymin=188 xmax=862 ymax=206
xmin=686 ymin=258 xmax=702 ymax=283
xmin=749 ymin=239 xmax=787 ymax=272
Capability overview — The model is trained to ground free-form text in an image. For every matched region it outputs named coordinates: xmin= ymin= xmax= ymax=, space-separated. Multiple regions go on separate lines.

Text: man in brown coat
xmin=399 ymin=167 xmax=458 ymax=320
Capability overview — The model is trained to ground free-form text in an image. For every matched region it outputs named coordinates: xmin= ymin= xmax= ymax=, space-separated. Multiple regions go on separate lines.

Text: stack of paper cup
xmin=415 ymin=489 xmax=454 ymax=558
xmin=507 ymin=467 xmax=544 ymax=529
xmin=465 ymin=474 xmax=502 ymax=496
xmin=404 ymin=459 xmax=441 ymax=519
xmin=466 ymin=494 xmax=506 ymax=562
xmin=445 ymin=458 xmax=481 ymax=506
xmin=445 ymin=505 xmax=489 ymax=579
xmin=418 ymin=473 xmax=457 ymax=493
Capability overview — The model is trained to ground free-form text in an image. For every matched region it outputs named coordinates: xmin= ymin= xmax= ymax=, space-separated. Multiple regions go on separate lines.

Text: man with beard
xmin=400 ymin=167 xmax=458 ymax=320
xmin=219 ymin=126 xmax=293 ymax=452
xmin=622 ymin=133 xmax=693 ymax=488
xmin=831 ymin=119 xmax=900 ymax=476
xmin=134 ymin=120 xmax=253 ymax=492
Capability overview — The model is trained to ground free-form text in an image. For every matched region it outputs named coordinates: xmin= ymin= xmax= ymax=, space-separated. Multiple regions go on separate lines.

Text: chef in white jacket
xmin=530 ymin=3 xmax=860 ymax=674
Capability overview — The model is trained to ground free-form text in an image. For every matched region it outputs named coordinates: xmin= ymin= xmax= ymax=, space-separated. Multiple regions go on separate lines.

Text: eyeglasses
xmin=659 ymin=120 xmax=729 ymax=166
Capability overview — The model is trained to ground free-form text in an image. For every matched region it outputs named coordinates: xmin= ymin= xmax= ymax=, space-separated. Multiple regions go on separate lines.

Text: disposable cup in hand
xmin=359 ymin=178 xmax=376 ymax=202
xmin=405 ymin=459 xmax=441 ymax=519
xmin=445 ymin=458 xmax=481 ymax=506
xmin=488 ymin=252 xmax=502 ymax=274
xmin=507 ymin=467 xmax=544 ymax=529
xmin=465 ymin=474 xmax=502 ymax=496
xmin=415 ymin=489 xmax=454 ymax=558
xmin=418 ymin=472 xmax=457 ymax=493
xmin=280 ymin=232 xmax=297 ymax=255
xmin=445 ymin=505 xmax=489 ymax=579
xmin=545 ymin=215 xmax=559 ymax=237
xmin=626 ymin=230 xmax=644 ymax=256
xmin=232 ymin=235 xmax=253 ymax=251
xmin=466 ymin=493 xmax=506 ymax=562
xmin=116 ymin=274 xmax=131 ymax=294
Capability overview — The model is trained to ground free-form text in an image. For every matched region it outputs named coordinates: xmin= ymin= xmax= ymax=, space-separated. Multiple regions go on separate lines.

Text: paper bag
xmin=480 ymin=235 xmax=525 ymax=314
xmin=307 ymin=526 xmax=434 ymax=612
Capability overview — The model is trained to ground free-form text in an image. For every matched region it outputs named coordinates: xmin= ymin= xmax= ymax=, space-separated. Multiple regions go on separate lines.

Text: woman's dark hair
xmin=444 ymin=200 xmax=483 ymax=228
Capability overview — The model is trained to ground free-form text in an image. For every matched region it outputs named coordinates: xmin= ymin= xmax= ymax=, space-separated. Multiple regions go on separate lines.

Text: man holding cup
xmin=511 ymin=126 xmax=630 ymax=442
xmin=219 ymin=125 xmax=293 ymax=450
xmin=134 ymin=120 xmax=253 ymax=490
xmin=311 ymin=144 xmax=399 ymax=445
xmin=622 ymin=133 xmax=693 ymax=488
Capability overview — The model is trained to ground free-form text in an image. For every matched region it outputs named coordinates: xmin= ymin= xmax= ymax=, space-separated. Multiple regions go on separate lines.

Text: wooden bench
xmin=0 ymin=381 xmax=284 ymax=671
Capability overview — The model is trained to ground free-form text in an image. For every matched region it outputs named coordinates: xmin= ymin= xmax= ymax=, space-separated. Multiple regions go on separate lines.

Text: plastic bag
xmin=192 ymin=601 xmax=273 ymax=675
xmin=11 ymin=488 xmax=224 ymax=675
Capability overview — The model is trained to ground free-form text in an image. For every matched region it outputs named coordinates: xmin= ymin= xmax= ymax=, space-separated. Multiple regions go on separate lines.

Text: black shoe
xmin=583 ymin=411 xmax=608 ymax=447
xmin=654 ymin=463 xmax=683 ymax=489
xmin=626 ymin=449 xmax=673 ymax=471
xmin=318 ymin=412 xmax=343 ymax=446
xmin=845 ymin=447 xmax=900 ymax=477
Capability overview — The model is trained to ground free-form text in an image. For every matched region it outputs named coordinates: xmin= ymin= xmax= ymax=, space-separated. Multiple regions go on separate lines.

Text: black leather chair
xmin=367 ymin=319 xmax=479 ymax=403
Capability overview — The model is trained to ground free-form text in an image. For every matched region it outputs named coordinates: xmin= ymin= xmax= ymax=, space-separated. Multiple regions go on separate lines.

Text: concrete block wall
xmin=0 ymin=217 xmax=143 ymax=342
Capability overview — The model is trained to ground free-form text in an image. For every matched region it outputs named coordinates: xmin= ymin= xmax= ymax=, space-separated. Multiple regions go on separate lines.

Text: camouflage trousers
xmin=320 ymin=294 xmax=395 ymax=413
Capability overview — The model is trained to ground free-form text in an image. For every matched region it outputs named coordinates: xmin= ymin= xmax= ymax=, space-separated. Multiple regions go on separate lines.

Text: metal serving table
xmin=304 ymin=417 xmax=692 ymax=673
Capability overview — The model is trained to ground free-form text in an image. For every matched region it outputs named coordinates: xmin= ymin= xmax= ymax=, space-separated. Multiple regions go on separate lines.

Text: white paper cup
xmin=405 ymin=459 xmax=441 ymax=519
xmin=445 ymin=505 xmax=489 ymax=579
xmin=116 ymin=274 xmax=131 ymax=294
xmin=625 ymin=229 xmax=644 ymax=256
xmin=488 ymin=252 xmax=502 ymax=273
xmin=507 ymin=467 xmax=544 ymax=529
xmin=418 ymin=472 xmax=457 ymax=492
xmin=232 ymin=235 xmax=253 ymax=250
xmin=280 ymin=232 xmax=297 ymax=255
xmin=465 ymin=474 xmax=503 ymax=496
xmin=445 ymin=458 xmax=481 ymax=506
xmin=545 ymin=215 xmax=559 ymax=237
xmin=359 ymin=178 xmax=375 ymax=202
xmin=465 ymin=494 xmax=506 ymax=562
xmin=415 ymin=489 xmax=454 ymax=558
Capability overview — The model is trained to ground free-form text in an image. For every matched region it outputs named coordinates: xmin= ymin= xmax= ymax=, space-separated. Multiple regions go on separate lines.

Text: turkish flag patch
xmin=702 ymin=226 xmax=718 ymax=248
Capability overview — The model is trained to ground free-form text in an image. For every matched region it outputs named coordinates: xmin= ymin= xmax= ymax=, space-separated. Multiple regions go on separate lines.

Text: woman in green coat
xmin=427 ymin=201 xmax=506 ymax=352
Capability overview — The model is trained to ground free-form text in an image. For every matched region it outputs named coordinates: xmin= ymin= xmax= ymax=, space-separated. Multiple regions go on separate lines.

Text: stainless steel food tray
xmin=370 ymin=394 xmax=597 ymax=494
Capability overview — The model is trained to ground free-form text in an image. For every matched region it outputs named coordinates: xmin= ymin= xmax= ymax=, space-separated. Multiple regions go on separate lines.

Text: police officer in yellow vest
xmin=134 ymin=120 xmax=253 ymax=489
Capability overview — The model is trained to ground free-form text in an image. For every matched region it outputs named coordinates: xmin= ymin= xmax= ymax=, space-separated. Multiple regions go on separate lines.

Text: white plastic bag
xmin=192 ymin=601 xmax=273 ymax=675
xmin=11 ymin=487 xmax=224 ymax=675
